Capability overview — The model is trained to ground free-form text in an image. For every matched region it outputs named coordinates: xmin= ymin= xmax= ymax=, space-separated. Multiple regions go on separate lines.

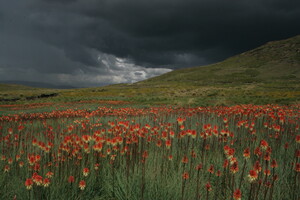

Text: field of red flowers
xmin=0 ymin=104 xmax=299 ymax=200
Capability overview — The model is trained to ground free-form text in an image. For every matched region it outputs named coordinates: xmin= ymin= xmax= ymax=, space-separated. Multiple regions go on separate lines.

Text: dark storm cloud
xmin=33 ymin=0 xmax=300 ymax=66
xmin=0 ymin=0 xmax=300 ymax=86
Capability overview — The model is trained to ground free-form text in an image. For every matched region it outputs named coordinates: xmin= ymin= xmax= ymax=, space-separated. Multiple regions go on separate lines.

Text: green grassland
xmin=1 ymin=35 xmax=300 ymax=107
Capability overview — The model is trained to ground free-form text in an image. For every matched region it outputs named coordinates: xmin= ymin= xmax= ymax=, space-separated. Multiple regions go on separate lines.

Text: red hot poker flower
xmin=182 ymin=172 xmax=189 ymax=180
xmin=296 ymin=135 xmax=300 ymax=143
xmin=68 ymin=176 xmax=75 ymax=183
xmin=248 ymin=170 xmax=258 ymax=182
xmin=233 ymin=189 xmax=242 ymax=200
xmin=25 ymin=178 xmax=33 ymax=190
xmin=83 ymin=168 xmax=90 ymax=176
xmin=205 ymin=182 xmax=212 ymax=191
xmin=79 ymin=180 xmax=86 ymax=190
xmin=182 ymin=156 xmax=188 ymax=164
xmin=260 ymin=140 xmax=268 ymax=150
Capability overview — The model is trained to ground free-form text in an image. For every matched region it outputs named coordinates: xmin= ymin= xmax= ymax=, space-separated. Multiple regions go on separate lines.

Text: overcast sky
xmin=0 ymin=0 xmax=300 ymax=87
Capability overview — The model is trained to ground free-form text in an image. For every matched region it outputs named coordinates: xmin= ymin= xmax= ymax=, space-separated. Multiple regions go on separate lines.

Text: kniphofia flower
xmin=233 ymin=189 xmax=242 ymax=200
xmin=205 ymin=182 xmax=212 ymax=191
xmin=243 ymin=148 xmax=250 ymax=159
xmin=25 ymin=178 xmax=33 ymax=190
xmin=46 ymin=171 xmax=54 ymax=178
xmin=83 ymin=168 xmax=90 ymax=176
xmin=248 ymin=170 xmax=258 ymax=182
xmin=182 ymin=172 xmax=189 ymax=180
xmin=230 ymin=162 xmax=239 ymax=174
xmin=43 ymin=178 xmax=50 ymax=187
xmin=68 ymin=176 xmax=75 ymax=183
xmin=296 ymin=135 xmax=300 ymax=143
xmin=79 ymin=180 xmax=86 ymax=190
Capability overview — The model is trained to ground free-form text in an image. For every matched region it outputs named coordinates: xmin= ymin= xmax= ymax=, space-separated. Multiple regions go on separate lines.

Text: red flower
xmin=233 ymin=189 xmax=242 ymax=200
xmin=230 ymin=162 xmax=239 ymax=174
xmin=243 ymin=148 xmax=250 ymax=159
xmin=253 ymin=161 xmax=262 ymax=172
xmin=264 ymin=152 xmax=271 ymax=161
xmin=182 ymin=172 xmax=189 ymax=180
xmin=248 ymin=170 xmax=258 ymax=182
xmin=196 ymin=163 xmax=203 ymax=171
xmin=223 ymin=159 xmax=229 ymax=168
xmin=46 ymin=171 xmax=54 ymax=178
xmin=216 ymin=170 xmax=222 ymax=177
xmin=32 ymin=173 xmax=43 ymax=186
xmin=260 ymin=140 xmax=268 ymax=150
xmin=295 ymin=163 xmax=300 ymax=172
xmin=296 ymin=135 xmax=300 ymax=143
xmin=83 ymin=168 xmax=90 ymax=176
xmin=271 ymin=159 xmax=278 ymax=168
xmin=207 ymin=165 xmax=214 ymax=174
xmin=182 ymin=156 xmax=188 ymax=164
xmin=165 ymin=140 xmax=171 ymax=149
xmin=79 ymin=180 xmax=86 ymax=190
xmin=205 ymin=182 xmax=212 ymax=191
xmin=43 ymin=178 xmax=50 ymax=187
xmin=25 ymin=178 xmax=33 ymax=190
xmin=68 ymin=176 xmax=75 ymax=183
xmin=142 ymin=151 xmax=148 ymax=159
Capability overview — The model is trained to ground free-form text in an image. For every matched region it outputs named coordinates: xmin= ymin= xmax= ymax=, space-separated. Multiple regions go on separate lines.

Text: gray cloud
xmin=0 ymin=0 xmax=299 ymax=87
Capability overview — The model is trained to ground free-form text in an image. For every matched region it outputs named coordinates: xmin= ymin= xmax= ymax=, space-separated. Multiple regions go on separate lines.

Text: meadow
xmin=0 ymin=102 xmax=299 ymax=199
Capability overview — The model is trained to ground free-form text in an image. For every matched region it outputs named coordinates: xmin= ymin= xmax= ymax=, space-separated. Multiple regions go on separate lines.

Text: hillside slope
xmin=128 ymin=34 xmax=300 ymax=105
xmin=1 ymin=35 xmax=300 ymax=106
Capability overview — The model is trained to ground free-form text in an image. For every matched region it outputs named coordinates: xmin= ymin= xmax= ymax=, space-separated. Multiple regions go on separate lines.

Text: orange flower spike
xmin=4 ymin=165 xmax=10 ymax=173
xmin=182 ymin=172 xmax=189 ymax=180
xmin=165 ymin=140 xmax=171 ymax=149
xmin=233 ymin=189 xmax=242 ymax=200
xmin=248 ymin=170 xmax=258 ymax=182
xmin=295 ymin=163 xmax=300 ymax=172
xmin=230 ymin=162 xmax=239 ymax=174
xmin=68 ymin=176 xmax=75 ymax=183
xmin=83 ymin=168 xmax=90 ymax=176
xmin=271 ymin=159 xmax=278 ymax=168
xmin=254 ymin=161 xmax=262 ymax=172
xmin=32 ymin=173 xmax=43 ymax=186
xmin=296 ymin=135 xmax=300 ymax=143
xmin=7 ymin=158 xmax=13 ymax=164
xmin=207 ymin=165 xmax=214 ymax=174
xmin=223 ymin=159 xmax=229 ymax=168
xmin=177 ymin=117 xmax=185 ymax=125
xmin=260 ymin=140 xmax=269 ymax=150
xmin=94 ymin=163 xmax=100 ymax=170
xmin=254 ymin=147 xmax=262 ymax=157
xmin=19 ymin=161 xmax=24 ymax=168
xmin=8 ymin=127 xmax=13 ymax=134
xmin=46 ymin=171 xmax=54 ymax=178
xmin=295 ymin=150 xmax=300 ymax=158
xmin=142 ymin=151 xmax=148 ymax=159
xmin=205 ymin=182 xmax=212 ymax=191
xmin=243 ymin=148 xmax=250 ymax=159
xmin=223 ymin=117 xmax=228 ymax=123
xmin=264 ymin=152 xmax=271 ymax=161
xmin=196 ymin=163 xmax=203 ymax=171
xmin=79 ymin=180 xmax=86 ymax=190
xmin=216 ymin=170 xmax=222 ymax=177
xmin=43 ymin=178 xmax=50 ymax=187
xmin=25 ymin=178 xmax=34 ymax=190
xmin=182 ymin=155 xmax=188 ymax=164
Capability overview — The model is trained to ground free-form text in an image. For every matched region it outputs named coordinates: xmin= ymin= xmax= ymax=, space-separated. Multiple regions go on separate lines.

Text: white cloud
xmin=0 ymin=52 xmax=172 ymax=87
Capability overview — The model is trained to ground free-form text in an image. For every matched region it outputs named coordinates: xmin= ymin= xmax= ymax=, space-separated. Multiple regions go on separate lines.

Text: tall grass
xmin=0 ymin=104 xmax=299 ymax=199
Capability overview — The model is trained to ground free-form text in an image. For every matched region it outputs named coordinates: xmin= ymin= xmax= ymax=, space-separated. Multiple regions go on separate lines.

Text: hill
xmin=1 ymin=35 xmax=300 ymax=106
